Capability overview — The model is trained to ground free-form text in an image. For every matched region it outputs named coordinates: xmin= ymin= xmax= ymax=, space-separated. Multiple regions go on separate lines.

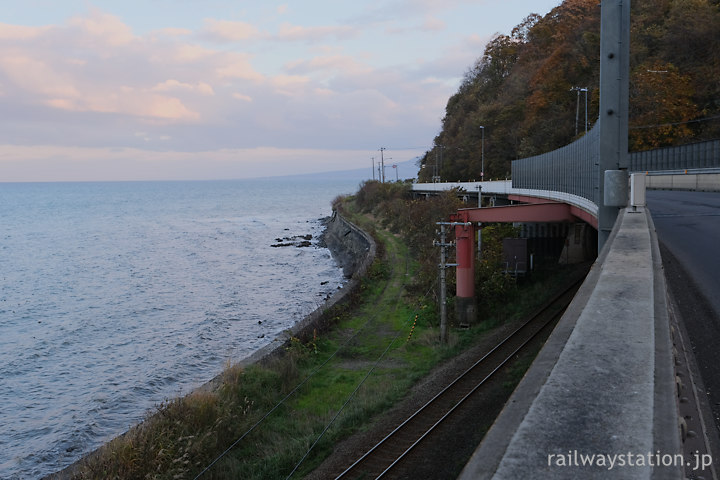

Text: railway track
xmin=334 ymin=279 xmax=583 ymax=479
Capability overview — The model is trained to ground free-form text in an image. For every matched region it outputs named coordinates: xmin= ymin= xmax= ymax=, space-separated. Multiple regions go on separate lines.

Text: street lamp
xmin=379 ymin=147 xmax=386 ymax=183
xmin=479 ymin=126 xmax=485 ymax=180
xmin=571 ymin=87 xmax=589 ymax=134
xmin=581 ymin=87 xmax=588 ymax=133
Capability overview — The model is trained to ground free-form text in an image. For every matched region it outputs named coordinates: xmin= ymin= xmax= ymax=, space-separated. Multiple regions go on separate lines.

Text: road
xmin=646 ymin=190 xmax=720 ymax=438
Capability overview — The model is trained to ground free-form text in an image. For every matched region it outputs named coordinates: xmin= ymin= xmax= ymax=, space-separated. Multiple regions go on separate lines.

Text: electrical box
xmin=503 ymin=238 xmax=528 ymax=276
xmin=604 ymin=169 xmax=628 ymax=207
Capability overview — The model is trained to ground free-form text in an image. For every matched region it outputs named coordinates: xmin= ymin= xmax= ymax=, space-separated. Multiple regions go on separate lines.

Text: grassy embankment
xmin=70 ymin=193 xmax=584 ymax=480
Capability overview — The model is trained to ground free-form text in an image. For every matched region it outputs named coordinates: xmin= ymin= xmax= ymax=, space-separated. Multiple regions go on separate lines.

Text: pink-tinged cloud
xmin=152 ymin=79 xmax=215 ymax=96
xmin=0 ymin=23 xmax=53 ymax=40
xmin=270 ymin=74 xmax=311 ymax=96
xmin=66 ymin=8 xmax=136 ymax=46
xmin=276 ymin=23 xmax=358 ymax=42
xmin=0 ymin=55 xmax=80 ymax=99
xmin=202 ymin=19 xmax=262 ymax=42
xmin=421 ymin=16 xmax=446 ymax=32
xmin=216 ymin=53 xmax=264 ymax=81
xmin=285 ymin=54 xmax=372 ymax=76
xmin=48 ymin=88 xmax=200 ymax=122
xmin=232 ymin=93 xmax=253 ymax=102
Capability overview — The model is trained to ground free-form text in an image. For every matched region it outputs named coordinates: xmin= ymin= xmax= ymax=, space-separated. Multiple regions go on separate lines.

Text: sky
xmin=0 ymin=0 xmax=561 ymax=182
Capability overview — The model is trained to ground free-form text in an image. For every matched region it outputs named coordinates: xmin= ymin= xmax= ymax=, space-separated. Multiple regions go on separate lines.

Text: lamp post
xmin=582 ymin=87 xmax=588 ymax=133
xmin=479 ymin=126 xmax=485 ymax=180
xmin=571 ymin=87 xmax=589 ymax=134
xmin=379 ymin=147 xmax=386 ymax=183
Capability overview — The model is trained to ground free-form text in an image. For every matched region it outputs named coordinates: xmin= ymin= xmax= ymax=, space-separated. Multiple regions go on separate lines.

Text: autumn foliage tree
xmin=417 ymin=0 xmax=720 ymax=182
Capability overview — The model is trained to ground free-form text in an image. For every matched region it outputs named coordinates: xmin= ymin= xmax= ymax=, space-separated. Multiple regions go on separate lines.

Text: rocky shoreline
xmin=46 ymin=210 xmax=375 ymax=479
xmin=223 ymin=210 xmax=376 ymax=370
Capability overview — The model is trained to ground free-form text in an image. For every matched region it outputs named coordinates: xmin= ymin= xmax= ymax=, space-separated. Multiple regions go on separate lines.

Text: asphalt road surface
xmin=646 ymin=190 xmax=720 ymax=437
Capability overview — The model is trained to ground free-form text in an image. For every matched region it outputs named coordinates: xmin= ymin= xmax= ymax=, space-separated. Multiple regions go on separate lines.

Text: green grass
xmin=70 ymin=203 xmax=587 ymax=480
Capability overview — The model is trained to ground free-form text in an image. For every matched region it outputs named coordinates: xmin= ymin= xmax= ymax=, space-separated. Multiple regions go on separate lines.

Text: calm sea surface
xmin=0 ymin=178 xmax=361 ymax=479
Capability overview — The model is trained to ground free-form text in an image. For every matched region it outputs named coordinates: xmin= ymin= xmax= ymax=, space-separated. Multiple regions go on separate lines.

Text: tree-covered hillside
xmin=417 ymin=0 xmax=720 ymax=182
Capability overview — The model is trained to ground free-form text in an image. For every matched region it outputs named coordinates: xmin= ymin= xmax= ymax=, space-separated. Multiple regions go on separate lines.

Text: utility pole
xmin=371 ymin=157 xmax=375 ymax=181
xmin=379 ymin=147 xmax=386 ymax=183
xmin=435 ymin=224 xmax=450 ymax=344
xmin=435 ymin=221 xmax=465 ymax=344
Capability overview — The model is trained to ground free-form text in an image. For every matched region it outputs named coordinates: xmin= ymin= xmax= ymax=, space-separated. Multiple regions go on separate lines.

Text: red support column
xmin=452 ymin=214 xmax=477 ymax=325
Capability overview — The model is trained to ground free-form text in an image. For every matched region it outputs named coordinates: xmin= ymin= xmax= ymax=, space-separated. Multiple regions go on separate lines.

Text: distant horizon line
xmin=0 ymin=159 xmax=419 ymax=185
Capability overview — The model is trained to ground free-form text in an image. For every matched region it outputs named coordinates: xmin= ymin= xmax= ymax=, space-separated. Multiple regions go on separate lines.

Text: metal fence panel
xmin=512 ymin=125 xmax=600 ymax=205
xmin=629 ymin=139 xmax=720 ymax=172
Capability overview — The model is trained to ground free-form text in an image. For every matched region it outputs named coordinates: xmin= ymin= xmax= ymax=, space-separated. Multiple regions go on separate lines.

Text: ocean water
xmin=0 ymin=178 xmax=361 ymax=479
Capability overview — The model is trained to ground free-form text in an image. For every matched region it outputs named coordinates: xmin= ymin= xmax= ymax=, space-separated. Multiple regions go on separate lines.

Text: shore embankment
xmin=46 ymin=211 xmax=375 ymax=479
xmin=225 ymin=210 xmax=377 ymax=370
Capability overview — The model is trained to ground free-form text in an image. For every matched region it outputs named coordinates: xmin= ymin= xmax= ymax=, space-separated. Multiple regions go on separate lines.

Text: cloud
xmin=207 ymin=51 xmax=265 ymax=82
xmin=276 ymin=23 xmax=358 ymax=42
xmin=386 ymin=15 xmax=447 ymax=35
xmin=67 ymin=8 xmax=136 ymax=46
xmin=285 ymin=54 xmax=371 ymax=76
xmin=0 ymin=23 xmax=53 ymax=40
xmin=232 ymin=93 xmax=253 ymax=102
xmin=0 ymin=5 xmax=457 ymax=180
xmin=152 ymin=79 xmax=215 ymax=96
xmin=202 ymin=19 xmax=262 ymax=42
xmin=421 ymin=16 xmax=446 ymax=32
xmin=0 ymin=55 xmax=80 ymax=99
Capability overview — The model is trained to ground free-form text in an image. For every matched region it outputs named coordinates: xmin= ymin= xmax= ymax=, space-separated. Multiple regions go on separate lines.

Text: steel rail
xmin=335 ymin=279 xmax=582 ymax=480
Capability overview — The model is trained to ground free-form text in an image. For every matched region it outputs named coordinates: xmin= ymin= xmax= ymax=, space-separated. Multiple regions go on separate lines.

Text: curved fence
xmin=512 ymin=129 xmax=719 ymax=207
xmin=511 ymin=125 xmax=600 ymax=205
xmin=630 ymin=139 xmax=720 ymax=172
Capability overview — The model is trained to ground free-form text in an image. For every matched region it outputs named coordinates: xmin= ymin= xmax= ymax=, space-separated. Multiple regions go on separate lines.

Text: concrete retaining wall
xmin=646 ymin=173 xmax=720 ymax=192
xmin=231 ymin=211 xmax=376 ymax=368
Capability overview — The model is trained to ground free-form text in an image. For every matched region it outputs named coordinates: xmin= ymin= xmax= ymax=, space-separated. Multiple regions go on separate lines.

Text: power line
xmin=629 ymin=113 xmax=720 ymax=130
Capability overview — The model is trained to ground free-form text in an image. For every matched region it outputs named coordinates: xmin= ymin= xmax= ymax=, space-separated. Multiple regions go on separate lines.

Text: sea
xmin=0 ymin=177 xmax=364 ymax=479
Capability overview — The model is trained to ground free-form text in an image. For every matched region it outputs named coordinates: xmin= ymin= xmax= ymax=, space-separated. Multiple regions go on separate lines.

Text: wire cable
xmin=630 ymin=113 xmax=720 ymax=130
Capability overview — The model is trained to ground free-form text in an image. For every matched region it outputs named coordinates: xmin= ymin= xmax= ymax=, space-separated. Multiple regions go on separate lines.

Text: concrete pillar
xmin=598 ymin=0 xmax=630 ymax=251
xmin=455 ymin=222 xmax=477 ymax=325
